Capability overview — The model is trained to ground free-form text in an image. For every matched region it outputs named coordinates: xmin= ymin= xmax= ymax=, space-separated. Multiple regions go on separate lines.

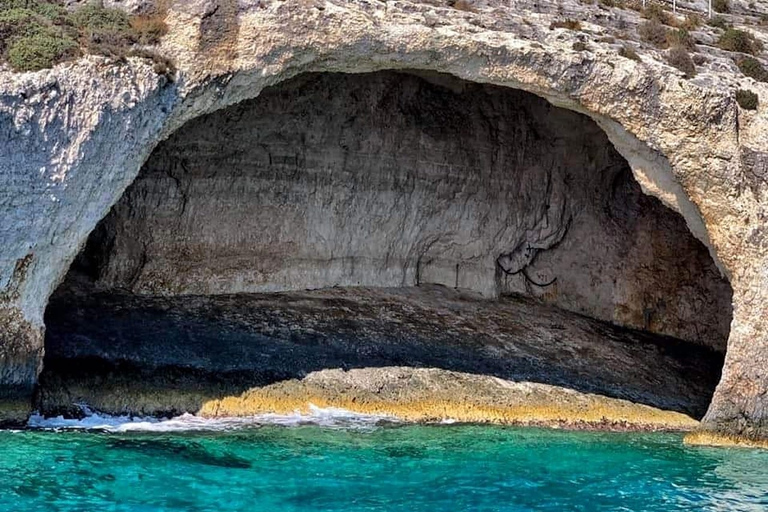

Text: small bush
xmin=718 ymin=28 xmax=763 ymax=55
xmin=572 ymin=41 xmax=588 ymax=51
xmin=667 ymin=28 xmax=695 ymax=51
xmin=639 ymin=20 xmax=669 ymax=48
xmin=452 ymin=0 xmax=476 ymax=11
xmin=6 ymin=31 xmax=78 ymax=72
xmin=667 ymin=46 xmax=696 ymax=77
xmin=550 ymin=19 xmax=582 ymax=31
xmin=619 ymin=44 xmax=641 ymax=61
xmin=708 ymin=16 xmax=729 ymax=30
xmin=0 ymin=9 xmax=44 ymax=52
xmin=681 ymin=13 xmax=702 ymax=31
xmin=1 ymin=1 xmax=170 ymax=73
xmin=70 ymin=5 xmax=132 ymax=33
xmin=129 ymin=14 xmax=168 ymax=45
xmin=692 ymin=53 xmax=707 ymax=65
xmin=737 ymin=56 xmax=768 ymax=81
xmin=643 ymin=4 xmax=674 ymax=26
xmin=736 ymin=89 xmax=759 ymax=110
xmin=713 ymin=0 xmax=730 ymax=14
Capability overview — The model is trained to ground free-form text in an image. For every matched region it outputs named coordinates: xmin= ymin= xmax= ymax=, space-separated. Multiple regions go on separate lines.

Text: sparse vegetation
xmin=550 ymin=19 xmax=582 ymax=31
xmin=642 ymin=4 xmax=675 ymax=26
xmin=680 ymin=14 xmax=702 ymax=31
xmin=718 ymin=28 xmax=763 ymax=56
xmin=713 ymin=0 xmax=730 ymax=14
xmin=667 ymin=28 xmax=695 ymax=51
xmin=708 ymin=16 xmax=729 ymax=30
xmin=572 ymin=41 xmax=588 ymax=51
xmin=451 ymin=0 xmax=475 ymax=12
xmin=667 ymin=46 xmax=696 ymax=77
xmin=6 ymin=31 xmax=78 ymax=72
xmin=598 ymin=0 xmax=624 ymax=8
xmin=0 ymin=0 xmax=170 ymax=73
xmin=737 ymin=56 xmax=768 ymax=81
xmin=619 ymin=44 xmax=641 ymax=61
xmin=736 ymin=89 xmax=759 ymax=110
xmin=639 ymin=20 xmax=669 ymax=48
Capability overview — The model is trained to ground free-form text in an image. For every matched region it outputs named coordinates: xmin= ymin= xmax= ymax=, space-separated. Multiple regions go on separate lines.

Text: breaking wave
xmin=27 ymin=404 xmax=396 ymax=432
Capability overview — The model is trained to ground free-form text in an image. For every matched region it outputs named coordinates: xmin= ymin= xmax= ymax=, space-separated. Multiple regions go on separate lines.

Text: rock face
xmin=76 ymin=71 xmax=731 ymax=348
xmin=1 ymin=0 xmax=768 ymax=442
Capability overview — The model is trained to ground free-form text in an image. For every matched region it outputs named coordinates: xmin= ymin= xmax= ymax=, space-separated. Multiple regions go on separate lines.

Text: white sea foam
xmin=27 ymin=404 xmax=396 ymax=432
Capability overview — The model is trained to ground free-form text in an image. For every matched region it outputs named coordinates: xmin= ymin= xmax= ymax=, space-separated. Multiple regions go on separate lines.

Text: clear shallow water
xmin=3 ymin=419 xmax=768 ymax=511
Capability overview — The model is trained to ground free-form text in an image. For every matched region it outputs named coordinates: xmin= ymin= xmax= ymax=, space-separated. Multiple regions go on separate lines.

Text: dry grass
xmin=451 ymin=0 xmax=476 ymax=12
xmin=129 ymin=14 xmax=168 ymax=45
xmin=667 ymin=46 xmax=696 ymax=77
xmin=639 ymin=20 xmax=669 ymax=48
xmin=550 ymin=19 xmax=583 ymax=31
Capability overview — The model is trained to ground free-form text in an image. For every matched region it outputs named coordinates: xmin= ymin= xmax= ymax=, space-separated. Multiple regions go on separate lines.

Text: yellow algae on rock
xmin=198 ymin=367 xmax=698 ymax=431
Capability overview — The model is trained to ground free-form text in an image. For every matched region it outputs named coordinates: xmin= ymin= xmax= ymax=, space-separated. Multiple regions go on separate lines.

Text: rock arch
xmin=1 ymin=1 xmax=765 ymax=443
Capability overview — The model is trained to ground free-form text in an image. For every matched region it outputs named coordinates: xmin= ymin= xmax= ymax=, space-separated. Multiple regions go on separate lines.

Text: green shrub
xmin=713 ymin=0 xmax=730 ymax=14
xmin=667 ymin=46 xmax=696 ymax=77
xmin=737 ymin=56 xmax=768 ymax=81
xmin=708 ymin=16 xmax=729 ymax=30
xmin=0 ymin=1 xmax=171 ymax=73
xmin=667 ymin=28 xmax=695 ymax=51
xmin=718 ymin=28 xmax=763 ymax=55
xmin=619 ymin=44 xmax=641 ymax=61
xmin=0 ymin=7 xmax=58 ymax=55
xmin=736 ymin=89 xmax=759 ymax=110
xmin=70 ymin=5 xmax=132 ymax=33
xmin=6 ymin=30 xmax=77 ymax=71
xmin=0 ymin=0 xmax=67 ymax=21
xmin=0 ymin=9 xmax=44 ymax=42
xmin=639 ymin=20 xmax=669 ymax=48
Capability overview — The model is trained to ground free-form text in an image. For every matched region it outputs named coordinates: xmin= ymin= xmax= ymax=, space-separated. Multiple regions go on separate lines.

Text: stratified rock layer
xmin=77 ymin=71 xmax=731 ymax=349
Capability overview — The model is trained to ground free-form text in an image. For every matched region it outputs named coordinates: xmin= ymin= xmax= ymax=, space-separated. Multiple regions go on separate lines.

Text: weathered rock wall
xmin=73 ymin=71 xmax=731 ymax=348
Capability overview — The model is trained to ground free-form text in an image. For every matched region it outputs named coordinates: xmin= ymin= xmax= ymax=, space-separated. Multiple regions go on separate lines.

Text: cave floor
xmin=38 ymin=284 xmax=723 ymax=425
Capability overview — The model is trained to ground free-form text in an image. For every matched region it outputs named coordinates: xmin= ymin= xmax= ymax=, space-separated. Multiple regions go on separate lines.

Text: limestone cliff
xmin=1 ymin=0 xmax=768 ymax=443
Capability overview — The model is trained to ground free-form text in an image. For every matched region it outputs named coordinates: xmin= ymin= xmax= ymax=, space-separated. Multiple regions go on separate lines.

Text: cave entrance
xmin=38 ymin=71 xmax=733 ymax=422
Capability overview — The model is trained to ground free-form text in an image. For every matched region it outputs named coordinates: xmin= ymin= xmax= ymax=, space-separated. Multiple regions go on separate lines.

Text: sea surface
xmin=1 ymin=409 xmax=767 ymax=511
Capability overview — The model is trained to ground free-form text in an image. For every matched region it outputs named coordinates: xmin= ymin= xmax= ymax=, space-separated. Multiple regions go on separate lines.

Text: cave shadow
xmin=38 ymin=284 xmax=724 ymax=420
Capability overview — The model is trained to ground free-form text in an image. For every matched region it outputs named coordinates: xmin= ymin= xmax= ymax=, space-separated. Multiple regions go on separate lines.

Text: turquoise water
xmin=2 ymin=424 xmax=768 ymax=511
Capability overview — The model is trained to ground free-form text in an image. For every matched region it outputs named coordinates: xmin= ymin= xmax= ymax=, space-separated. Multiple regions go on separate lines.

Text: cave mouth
xmin=38 ymin=70 xmax=732 ymax=422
